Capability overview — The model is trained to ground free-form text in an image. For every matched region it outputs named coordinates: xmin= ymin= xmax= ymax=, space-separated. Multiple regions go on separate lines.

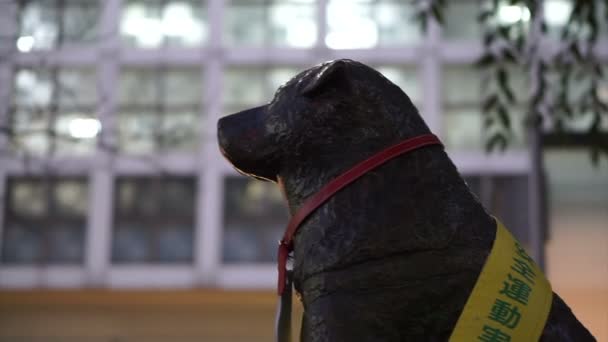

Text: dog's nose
xmin=217 ymin=109 xmax=261 ymax=155
xmin=216 ymin=105 xmax=279 ymax=182
xmin=217 ymin=116 xmax=231 ymax=151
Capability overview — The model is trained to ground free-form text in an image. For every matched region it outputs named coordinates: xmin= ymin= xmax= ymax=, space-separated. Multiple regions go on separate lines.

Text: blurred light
xmin=270 ymin=5 xmax=316 ymax=48
xmin=286 ymin=21 xmax=316 ymax=47
xmin=16 ymin=36 xmax=35 ymax=52
xmin=545 ymin=0 xmax=572 ymax=26
xmin=498 ymin=5 xmax=531 ymax=24
xmin=68 ymin=118 xmax=101 ymax=139
xmin=376 ymin=4 xmax=399 ymax=26
xmin=161 ymin=2 xmax=203 ymax=44
xmin=121 ymin=5 xmax=163 ymax=47
xmin=326 ymin=2 xmax=378 ymax=49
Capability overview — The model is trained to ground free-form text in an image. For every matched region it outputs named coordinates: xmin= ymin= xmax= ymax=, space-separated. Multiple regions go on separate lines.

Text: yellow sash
xmin=450 ymin=219 xmax=552 ymax=341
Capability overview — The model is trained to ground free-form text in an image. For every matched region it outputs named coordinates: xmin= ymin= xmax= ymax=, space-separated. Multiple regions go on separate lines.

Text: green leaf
xmin=497 ymin=68 xmax=516 ymax=103
xmin=482 ymin=95 xmax=500 ymax=112
xmin=561 ymin=101 xmax=574 ymax=119
xmin=503 ymin=49 xmax=517 ymax=63
xmin=498 ymin=26 xmax=511 ymax=39
xmin=485 ymin=132 xmax=508 ymax=152
xmin=593 ymin=64 xmax=603 ymax=77
xmin=497 ymin=68 xmax=508 ymax=86
xmin=483 ymin=32 xmax=496 ymax=45
xmin=570 ymin=43 xmax=583 ymax=61
xmin=484 ymin=116 xmax=495 ymax=128
xmin=497 ymin=105 xmax=512 ymax=130
xmin=432 ymin=4 xmax=444 ymax=25
xmin=476 ymin=53 xmax=495 ymax=67
xmin=416 ymin=11 xmax=429 ymax=33
xmin=478 ymin=10 xmax=493 ymax=22
xmin=540 ymin=20 xmax=548 ymax=34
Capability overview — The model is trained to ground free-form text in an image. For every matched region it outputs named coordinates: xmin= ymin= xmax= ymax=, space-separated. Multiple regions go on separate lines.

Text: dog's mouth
xmin=217 ymin=105 xmax=279 ymax=182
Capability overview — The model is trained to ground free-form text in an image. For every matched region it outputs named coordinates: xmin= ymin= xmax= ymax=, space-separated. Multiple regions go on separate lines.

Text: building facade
xmin=0 ymin=0 xmax=606 ymax=290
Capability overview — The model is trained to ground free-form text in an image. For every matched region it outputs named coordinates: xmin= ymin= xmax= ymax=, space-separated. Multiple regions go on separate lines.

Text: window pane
xmin=18 ymin=1 xmax=58 ymax=51
xmin=161 ymin=111 xmax=200 ymax=151
xmin=118 ymin=68 xmax=202 ymax=153
xmin=443 ymin=0 xmax=481 ymax=40
xmin=326 ymin=0 xmax=419 ymax=49
xmin=165 ymin=70 xmax=202 ymax=106
xmin=54 ymin=180 xmax=89 ymax=216
xmin=2 ymin=178 xmax=87 ymax=265
xmin=444 ymin=108 xmax=484 ymax=150
xmin=119 ymin=69 xmax=159 ymax=106
xmin=53 ymin=113 xmax=100 ymax=155
xmin=14 ymin=69 xmax=53 ymax=107
xmin=112 ymin=225 xmax=151 ymax=262
xmin=8 ymin=180 xmax=47 ymax=217
xmin=10 ymin=108 xmax=51 ymax=155
xmin=225 ymin=0 xmax=317 ymax=48
xmin=112 ymin=177 xmax=195 ymax=263
xmin=47 ymin=224 xmax=85 ymax=263
xmin=12 ymin=68 xmax=98 ymax=156
xmin=223 ymin=67 xmax=300 ymax=114
xmin=117 ymin=112 xmax=158 ymax=154
xmin=121 ymin=0 xmax=207 ymax=48
xmin=443 ymin=66 xmax=481 ymax=105
xmin=17 ymin=0 xmax=99 ymax=51
xmin=57 ymin=69 xmax=97 ymax=108
xmin=443 ymin=66 xmax=527 ymax=150
xmin=62 ymin=0 xmax=100 ymax=45
xmin=1 ymin=224 xmax=42 ymax=263
xmin=158 ymin=226 xmax=194 ymax=262
xmin=223 ymin=177 xmax=288 ymax=263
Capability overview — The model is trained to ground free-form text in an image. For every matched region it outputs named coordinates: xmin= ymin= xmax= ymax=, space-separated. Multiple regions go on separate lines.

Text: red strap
xmin=277 ymin=133 xmax=443 ymax=294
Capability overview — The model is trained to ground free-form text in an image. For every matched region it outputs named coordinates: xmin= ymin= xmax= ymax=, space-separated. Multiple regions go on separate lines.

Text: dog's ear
xmin=301 ymin=60 xmax=352 ymax=97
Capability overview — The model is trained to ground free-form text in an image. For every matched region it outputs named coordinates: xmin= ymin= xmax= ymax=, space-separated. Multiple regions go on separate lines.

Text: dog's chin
xmin=220 ymin=150 xmax=278 ymax=182
xmin=234 ymin=166 xmax=277 ymax=182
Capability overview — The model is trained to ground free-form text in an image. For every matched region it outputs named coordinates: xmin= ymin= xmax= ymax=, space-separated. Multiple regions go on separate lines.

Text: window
xmin=223 ymin=66 xmax=301 ymax=115
xmin=16 ymin=0 xmax=99 ymax=52
xmin=2 ymin=178 xmax=88 ymax=264
xmin=225 ymin=0 xmax=317 ymax=48
xmin=326 ymin=0 xmax=420 ymax=49
xmin=10 ymin=67 xmax=98 ymax=156
xmin=112 ymin=177 xmax=196 ymax=263
xmin=442 ymin=0 xmax=481 ymax=41
xmin=222 ymin=177 xmax=288 ymax=263
xmin=120 ymin=0 xmax=207 ymax=48
xmin=442 ymin=65 xmax=527 ymax=150
xmin=117 ymin=67 xmax=203 ymax=154
xmin=545 ymin=65 xmax=608 ymax=133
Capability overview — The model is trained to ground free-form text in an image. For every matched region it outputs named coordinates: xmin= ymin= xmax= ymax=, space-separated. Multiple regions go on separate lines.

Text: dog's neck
xmin=278 ymin=138 xmax=402 ymax=213
xmin=278 ymin=143 xmax=495 ymax=291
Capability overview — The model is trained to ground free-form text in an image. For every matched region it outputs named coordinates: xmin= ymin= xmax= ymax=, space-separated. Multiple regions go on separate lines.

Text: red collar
xmin=277 ymin=133 xmax=443 ymax=295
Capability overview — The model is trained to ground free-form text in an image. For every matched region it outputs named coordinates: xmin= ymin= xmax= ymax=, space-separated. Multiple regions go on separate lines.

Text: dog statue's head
xmin=217 ymin=59 xmax=430 ymax=185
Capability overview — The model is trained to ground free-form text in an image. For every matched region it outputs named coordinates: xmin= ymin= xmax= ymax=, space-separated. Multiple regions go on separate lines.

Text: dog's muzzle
xmin=217 ymin=105 xmax=279 ymax=182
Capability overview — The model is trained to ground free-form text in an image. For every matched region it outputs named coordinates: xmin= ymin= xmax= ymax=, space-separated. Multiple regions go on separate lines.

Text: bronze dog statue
xmin=217 ymin=59 xmax=594 ymax=341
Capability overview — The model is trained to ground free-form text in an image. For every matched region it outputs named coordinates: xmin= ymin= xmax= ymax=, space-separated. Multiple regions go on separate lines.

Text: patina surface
xmin=217 ymin=59 xmax=595 ymax=341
